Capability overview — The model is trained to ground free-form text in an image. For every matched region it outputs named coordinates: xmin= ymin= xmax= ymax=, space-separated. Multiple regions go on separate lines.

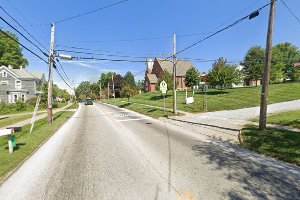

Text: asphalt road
xmin=0 ymin=103 xmax=299 ymax=200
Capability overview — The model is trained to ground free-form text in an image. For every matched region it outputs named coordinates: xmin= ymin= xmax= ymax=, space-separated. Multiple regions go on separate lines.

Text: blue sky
xmin=1 ymin=0 xmax=300 ymax=92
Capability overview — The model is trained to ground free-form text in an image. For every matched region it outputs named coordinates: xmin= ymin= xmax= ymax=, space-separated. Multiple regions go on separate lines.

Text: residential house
xmin=144 ymin=58 xmax=193 ymax=92
xmin=0 ymin=65 xmax=46 ymax=103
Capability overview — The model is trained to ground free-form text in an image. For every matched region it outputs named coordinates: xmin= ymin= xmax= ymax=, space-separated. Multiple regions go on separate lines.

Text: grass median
xmin=0 ymin=111 xmax=74 ymax=182
xmin=241 ymin=126 xmax=300 ymax=166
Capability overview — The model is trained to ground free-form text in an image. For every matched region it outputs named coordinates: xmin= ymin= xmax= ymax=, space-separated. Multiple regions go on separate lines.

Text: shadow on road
xmin=191 ymin=140 xmax=300 ymax=199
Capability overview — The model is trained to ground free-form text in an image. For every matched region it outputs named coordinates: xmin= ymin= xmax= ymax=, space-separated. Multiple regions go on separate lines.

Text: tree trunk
xmin=255 ymin=80 xmax=258 ymax=87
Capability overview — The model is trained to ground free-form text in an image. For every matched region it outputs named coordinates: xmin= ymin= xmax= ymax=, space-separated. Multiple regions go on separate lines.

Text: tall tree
xmin=123 ymin=71 xmax=136 ymax=87
xmin=272 ymin=42 xmax=300 ymax=82
xmin=241 ymin=46 xmax=265 ymax=86
xmin=99 ymin=72 xmax=116 ymax=89
xmin=185 ymin=67 xmax=200 ymax=88
xmin=0 ymin=31 xmax=28 ymax=68
xmin=75 ymin=81 xmax=91 ymax=98
xmin=207 ymin=58 xmax=241 ymax=92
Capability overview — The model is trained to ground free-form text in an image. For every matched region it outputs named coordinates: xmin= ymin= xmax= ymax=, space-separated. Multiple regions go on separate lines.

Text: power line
xmin=55 ymin=58 xmax=71 ymax=83
xmin=175 ymin=0 xmax=277 ymax=56
xmin=280 ymin=0 xmax=300 ymax=25
xmin=56 ymin=44 xmax=167 ymax=57
xmin=56 ymin=49 xmax=166 ymax=59
xmin=54 ymin=66 xmax=73 ymax=90
xmin=55 ymin=0 xmax=129 ymax=24
xmin=0 ymin=15 xmax=49 ymax=57
xmin=0 ymin=28 xmax=49 ymax=64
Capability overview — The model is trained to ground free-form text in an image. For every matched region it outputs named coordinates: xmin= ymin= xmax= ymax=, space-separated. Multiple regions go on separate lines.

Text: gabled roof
xmin=155 ymin=58 xmax=193 ymax=76
xmin=0 ymin=65 xmax=45 ymax=80
xmin=146 ymin=74 xmax=158 ymax=84
xmin=31 ymin=72 xmax=45 ymax=80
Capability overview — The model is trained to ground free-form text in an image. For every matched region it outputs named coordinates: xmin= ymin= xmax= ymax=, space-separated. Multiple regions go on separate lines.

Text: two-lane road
xmin=0 ymin=102 xmax=299 ymax=200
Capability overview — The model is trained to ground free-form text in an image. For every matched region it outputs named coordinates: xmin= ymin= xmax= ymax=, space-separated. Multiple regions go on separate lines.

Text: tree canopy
xmin=207 ymin=58 xmax=241 ymax=91
xmin=185 ymin=67 xmax=200 ymax=88
xmin=241 ymin=46 xmax=265 ymax=86
xmin=0 ymin=31 xmax=28 ymax=69
xmin=156 ymin=69 xmax=173 ymax=91
xmin=123 ymin=71 xmax=136 ymax=87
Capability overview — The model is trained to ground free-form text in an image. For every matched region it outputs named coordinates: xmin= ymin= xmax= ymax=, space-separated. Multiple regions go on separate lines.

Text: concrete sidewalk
xmin=2 ymin=103 xmax=73 ymax=129
xmin=165 ymin=99 xmax=300 ymax=143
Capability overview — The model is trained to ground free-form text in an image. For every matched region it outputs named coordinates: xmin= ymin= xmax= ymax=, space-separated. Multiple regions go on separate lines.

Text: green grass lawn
xmin=0 ymin=111 xmax=74 ymax=181
xmin=0 ymin=114 xmax=33 ymax=128
xmin=67 ymin=103 xmax=79 ymax=110
xmin=121 ymin=82 xmax=300 ymax=113
xmin=252 ymin=110 xmax=300 ymax=128
xmin=103 ymin=100 xmax=180 ymax=119
xmin=242 ymin=126 xmax=300 ymax=166
xmin=266 ymin=110 xmax=300 ymax=128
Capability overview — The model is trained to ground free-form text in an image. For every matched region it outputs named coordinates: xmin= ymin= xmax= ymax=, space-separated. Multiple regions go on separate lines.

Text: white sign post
xmin=160 ymin=81 xmax=168 ymax=115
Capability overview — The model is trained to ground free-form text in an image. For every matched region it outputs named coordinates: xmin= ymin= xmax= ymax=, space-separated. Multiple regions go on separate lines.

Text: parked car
xmin=85 ymin=98 xmax=93 ymax=105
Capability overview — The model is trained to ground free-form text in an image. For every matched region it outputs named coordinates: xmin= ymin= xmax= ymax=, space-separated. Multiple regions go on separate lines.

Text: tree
xmin=120 ymin=85 xmax=137 ymax=101
xmin=185 ymin=67 xmax=200 ymax=88
xmin=38 ymin=82 xmax=59 ymax=104
xmin=207 ymin=58 xmax=241 ymax=92
xmin=0 ymin=31 xmax=28 ymax=69
xmin=124 ymin=71 xmax=136 ymax=87
xmin=75 ymin=81 xmax=91 ymax=98
xmin=272 ymin=43 xmax=300 ymax=82
xmin=111 ymin=74 xmax=124 ymax=98
xmin=241 ymin=46 xmax=265 ymax=86
xmin=156 ymin=69 xmax=173 ymax=91
xmin=99 ymin=72 xmax=116 ymax=89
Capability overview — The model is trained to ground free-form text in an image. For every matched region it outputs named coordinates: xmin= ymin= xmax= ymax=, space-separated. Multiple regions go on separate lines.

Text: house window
xmin=21 ymin=94 xmax=26 ymax=102
xmin=2 ymin=71 xmax=7 ymax=77
xmin=1 ymin=81 xmax=8 ymax=85
xmin=13 ymin=94 xmax=18 ymax=103
xmin=15 ymin=80 xmax=22 ymax=89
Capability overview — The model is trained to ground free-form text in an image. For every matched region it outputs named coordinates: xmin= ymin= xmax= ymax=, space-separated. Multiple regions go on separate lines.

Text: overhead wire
xmin=0 ymin=28 xmax=49 ymax=64
xmin=280 ymin=0 xmax=300 ymax=25
xmin=175 ymin=0 xmax=277 ymax=56
xmin=55 ymin=0 xmax=129 ymax=24
xmin=0 ymin=5 xmax=49 ymax=53
xmin=0 ymin=16 xmax=49 ymax=57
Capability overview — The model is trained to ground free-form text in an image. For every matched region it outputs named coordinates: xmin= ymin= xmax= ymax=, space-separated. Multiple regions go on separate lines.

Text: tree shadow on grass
xmin=150 ymin=95 xmax=171 ymax=101
xmin=5 ymin=142 xmax=26 ymax=151
xmin=191 ymin=139 xmax=300 ymax=199
xmin=119 ymin=103 xmax=131 ymax=108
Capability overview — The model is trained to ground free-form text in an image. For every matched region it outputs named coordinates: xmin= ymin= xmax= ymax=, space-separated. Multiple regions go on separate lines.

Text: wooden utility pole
xmin=259 ymin=0 xmax=276 ymax=130
xmin=47 ymin=23 xmax=55 ymax=124
xmin=173 ymin=34 xmax=177 ymax=114
xmin=112 ymin=74 xmax=115 ymax=98
xmin=99 ymin=80 xmax=102 ymax=99
xmin=108 ymin=82 xmax=110 ymax=99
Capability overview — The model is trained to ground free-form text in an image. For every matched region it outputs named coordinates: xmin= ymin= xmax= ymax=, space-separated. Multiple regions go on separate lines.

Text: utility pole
xmin=108 ymin=82 xmax=110 ymax=99
xmin=47 ymin=23 xmax=55 ymax=124
xmin=112 ymin=74 xmax=115 ymax=98
xmin=259 ymin=0 xmax=276 ymax=130
xmin=173 ymin=34 xmax=177 ymax=114
xmin=99 ymin=80 xmax=102 ymax=99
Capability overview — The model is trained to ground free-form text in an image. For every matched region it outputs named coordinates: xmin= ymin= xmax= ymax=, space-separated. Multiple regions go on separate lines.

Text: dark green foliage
xmin=0 ymin=31 xmax=28 ymax=69
xmin=185 ymin=67 xmax=200 ymax=87
xmin=124 ymin=71 xmax=136 ymax=87
xmin=207 ymin=58 xmax=241 ymax=91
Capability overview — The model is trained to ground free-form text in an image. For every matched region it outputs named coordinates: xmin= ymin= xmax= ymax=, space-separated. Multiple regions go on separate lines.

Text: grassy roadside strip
xmin=67 ymin=103 xmax=79 ymax=110
xmin=241 ymin=126 xmax=300 ymax=166
xmin=252 ymin=110 xmax=300 ymax=129
xmin=0 ymin=111 xmax=75 ymax=182
xmin=102 ymin=99 xmax=181 ymax=119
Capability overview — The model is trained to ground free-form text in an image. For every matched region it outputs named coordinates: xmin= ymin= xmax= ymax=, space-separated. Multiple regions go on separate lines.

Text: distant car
xmin=85 ymin=98 xmax=93 ymax=105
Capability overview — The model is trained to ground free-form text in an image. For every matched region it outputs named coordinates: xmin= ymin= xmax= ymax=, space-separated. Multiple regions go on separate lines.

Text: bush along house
xmin=0 ymin=65 xmax=46 ymax=103
xmin=144 ymin=58 xmax=193 ymax=92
